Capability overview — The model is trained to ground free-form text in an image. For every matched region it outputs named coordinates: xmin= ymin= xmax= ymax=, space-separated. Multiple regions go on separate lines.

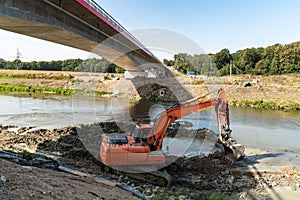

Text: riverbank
xmin=0 ymin=70 xmax=299 ymax=111
xmin=183 ymin=73 xmax=300 ymax=112
xmin=222 ymin=74 xmax=300 ymax=111
xmin=0 ymin=70 xmax=117 ymax=97
xmin=0 ymin=123 xmax=299 ymax=199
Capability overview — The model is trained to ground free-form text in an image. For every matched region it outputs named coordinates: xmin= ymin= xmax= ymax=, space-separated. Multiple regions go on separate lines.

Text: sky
xmin=1 ymin=0 xmax=300 ymax=61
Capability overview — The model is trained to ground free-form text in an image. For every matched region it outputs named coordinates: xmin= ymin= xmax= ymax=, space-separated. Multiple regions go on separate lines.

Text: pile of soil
xmin=0 ymin=122 xmax=299 ymax=199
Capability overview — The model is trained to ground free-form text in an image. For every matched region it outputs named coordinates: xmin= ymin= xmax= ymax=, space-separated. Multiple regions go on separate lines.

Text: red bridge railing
xmin=79 ymin=0 xmax=156 ymax=59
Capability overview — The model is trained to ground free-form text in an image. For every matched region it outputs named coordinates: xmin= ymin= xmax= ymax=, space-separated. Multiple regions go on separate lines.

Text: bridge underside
xmin=0 ymin=15 xmax=138 ymax=68
xmin=0 ymin=0 xmax=193 ymax=101
xmin=0 ymin=0 xmax=159 ymax=69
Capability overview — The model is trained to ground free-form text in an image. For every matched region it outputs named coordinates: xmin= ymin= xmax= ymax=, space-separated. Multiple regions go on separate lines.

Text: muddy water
xmin=230 ymin=106 xmax=300 ymax=152
xmin=0 ymin=94 xmax=299 ymax=153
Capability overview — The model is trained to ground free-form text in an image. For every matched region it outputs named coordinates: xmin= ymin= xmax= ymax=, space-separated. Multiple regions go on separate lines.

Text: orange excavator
xmin=100 ymin=88 xmax=244 ymax=166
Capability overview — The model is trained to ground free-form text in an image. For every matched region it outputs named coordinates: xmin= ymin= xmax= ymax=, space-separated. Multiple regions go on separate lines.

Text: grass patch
xmin=95 ymin=91 xmax=112 ymax=96
xmin=230 ymin=99 xmax=300 ymax=111
xmin=191 ymin=79 xmax=205 ymax=85
xmin=0 ymin=83 xmax=72 ymax=95
xmin=0 ymin=71 xmax=75 ymax=80
xmin=209 ymin=187 xmax=231 ymax=200
xmin=0 ymin=83 xmax=111 ymax=97
xmin=103 ymin=75 xmax=112 ymax=81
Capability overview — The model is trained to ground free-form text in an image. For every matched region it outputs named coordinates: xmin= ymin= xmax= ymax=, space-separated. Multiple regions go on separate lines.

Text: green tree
xmin=212 ymin=48 xmax=232 ymax=70
xmin=0 ymin=58 xmax=7 ymax=69
xmin=236 ymin=48 xmax=262 ymax=73
xmin=174 ymin=53 xmax=192 ymax=74
xmin=163 ymin=59 xmax=174 ymax=66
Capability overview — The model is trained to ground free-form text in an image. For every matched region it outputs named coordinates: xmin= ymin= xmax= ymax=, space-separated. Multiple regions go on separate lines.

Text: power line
xmin=15 ymin=48 xmax=22 ymax=60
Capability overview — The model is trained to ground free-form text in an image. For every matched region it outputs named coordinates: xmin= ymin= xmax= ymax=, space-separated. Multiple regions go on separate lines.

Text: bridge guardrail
xmin=83 ymin=0 xmax=155 ymax=57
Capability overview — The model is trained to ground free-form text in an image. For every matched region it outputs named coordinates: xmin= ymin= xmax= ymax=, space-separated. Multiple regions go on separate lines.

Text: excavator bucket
xmin=222 ymin=138 xmax=245 ymax=165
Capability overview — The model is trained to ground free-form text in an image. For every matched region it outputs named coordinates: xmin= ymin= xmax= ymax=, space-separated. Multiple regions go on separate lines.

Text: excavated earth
xmin=0 ymin=122 xmax=299 ymax=199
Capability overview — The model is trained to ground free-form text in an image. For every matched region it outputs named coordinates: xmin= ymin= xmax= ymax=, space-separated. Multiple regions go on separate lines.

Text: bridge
xmin=0 ymin=0 xmax=193 ymax=101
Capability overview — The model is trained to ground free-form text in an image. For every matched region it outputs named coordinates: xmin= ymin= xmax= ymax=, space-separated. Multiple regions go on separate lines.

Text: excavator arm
xmin=145 ymin=88 xmax=230 ymax=151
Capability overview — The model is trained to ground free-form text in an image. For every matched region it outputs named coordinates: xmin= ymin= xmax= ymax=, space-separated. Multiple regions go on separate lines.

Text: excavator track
xmin=131 ymin=170 xmax=172 ymax=187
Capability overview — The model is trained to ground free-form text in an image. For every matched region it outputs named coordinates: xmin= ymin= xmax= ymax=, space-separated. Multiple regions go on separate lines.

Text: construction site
xmin=1 ymin=117 xmax=299 ymax=199
xmin=1 ymin=0 xmax=300 ymax=199
xmin=0 ymin=69 xmax=299 ymax=199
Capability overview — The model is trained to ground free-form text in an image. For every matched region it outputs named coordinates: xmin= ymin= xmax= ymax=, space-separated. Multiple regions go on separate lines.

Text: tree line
xmin=0 ymin=58 xmax=125 ymax=73
xmin=2 ymin=41 xmax=300 ymax=76
xmin=163 ymin=41 xmax=300 ymax=76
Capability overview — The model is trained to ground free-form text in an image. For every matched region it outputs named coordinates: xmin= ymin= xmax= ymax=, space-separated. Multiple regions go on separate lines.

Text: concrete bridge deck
xmin=0 ymin=0 xmax=193 ymax=101
xmin=0 ymin=0 xmax=159 ymax=69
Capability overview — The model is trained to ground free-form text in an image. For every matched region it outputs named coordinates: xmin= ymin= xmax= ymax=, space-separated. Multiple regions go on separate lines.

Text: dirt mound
xmin=0 ymin=123 xmax=111 ymax=174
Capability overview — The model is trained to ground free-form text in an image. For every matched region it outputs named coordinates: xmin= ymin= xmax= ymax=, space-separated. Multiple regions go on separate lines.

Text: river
xmin=0 ymin=94 xmax=299 ymax=153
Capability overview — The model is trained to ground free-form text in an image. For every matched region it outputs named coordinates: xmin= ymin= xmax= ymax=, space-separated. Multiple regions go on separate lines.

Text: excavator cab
xmin=133 ymin=126 xmax=151 ymax=144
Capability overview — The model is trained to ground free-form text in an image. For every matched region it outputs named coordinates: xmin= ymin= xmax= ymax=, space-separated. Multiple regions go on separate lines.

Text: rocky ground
xmin=1 ymin=122 xmax=299 ymax=199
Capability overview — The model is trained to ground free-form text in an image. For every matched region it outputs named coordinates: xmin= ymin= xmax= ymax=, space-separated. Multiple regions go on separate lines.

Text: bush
xmin=230 ymin=99 xmax=299 ymax=111
xmin=103 ymin=75 xmax=111 ymax=81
